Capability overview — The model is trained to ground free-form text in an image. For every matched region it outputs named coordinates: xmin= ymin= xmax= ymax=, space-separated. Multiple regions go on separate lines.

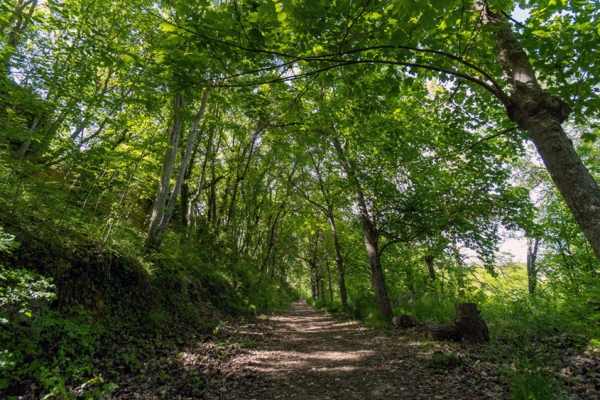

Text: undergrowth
xmin=0 ymin=177 xmax=297 ymax=398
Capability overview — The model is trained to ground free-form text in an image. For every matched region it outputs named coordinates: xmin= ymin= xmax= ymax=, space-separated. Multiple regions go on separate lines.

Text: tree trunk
xmin=527 ymin=237 xmax=540 ymax=296
xmin=453 ymin=302 xmax=489 ymax=344
xmin=144 ymin=93 xmax=185 ymax=251
xmin=424 ymin=255 xmax=435 ymax=281
xmin=427 ymin=323 xmax=462 ymax=342
xmin=326 ymin=255 xmax=333 ymax=302
xmin=189 ymin=126 xmax=215 ymax=228
xmin=328 ymin=208 xmax=348 ymax=311
xmin=392 ymin=314 xmax=416 ymax=328
xmin=2 ymin=0 xmax=38 ymax=74
xmin=331 ymin=135 xmax=392 ymax=320
xmin=490 ymin=12 xmax=600 ymax=261
xmin=153 ymin=88 xmax=211 ymax=247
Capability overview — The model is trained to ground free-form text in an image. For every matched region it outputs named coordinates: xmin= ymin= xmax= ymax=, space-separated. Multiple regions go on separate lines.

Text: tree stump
xmin=392 ymin=314 xmax=416 ymax=328
xmin=453 ymin=303 xmax=490 ymax=344
xmin=427 ymin=323 xmax=462 ymax=342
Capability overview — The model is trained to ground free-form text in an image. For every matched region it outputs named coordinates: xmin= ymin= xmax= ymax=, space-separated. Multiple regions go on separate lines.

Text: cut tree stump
xmin=427 ymin=302 xmax=490 ymax=344
xmin=453 ymin=302 xmax=490 ymax=344
xmin=392 ymin=314 xmax=416 ymax=328
xmin=427 ymin=323 xmax=462 ymax=342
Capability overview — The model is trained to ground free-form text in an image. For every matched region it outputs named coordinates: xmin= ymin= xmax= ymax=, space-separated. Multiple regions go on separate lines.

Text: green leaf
xmin=531 ymin=30 xmax=550 ymax=37
xmin=160 ymin=22 xmax=177 ymax=32
xmin=581 ymin=133 xmax=597 ymax=143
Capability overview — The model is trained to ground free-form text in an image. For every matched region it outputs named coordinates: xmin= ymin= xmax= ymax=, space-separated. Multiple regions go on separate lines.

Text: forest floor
xmin=105 ymin=301 xmax=513 ymax=399
xmin=19 ymin=300 xmax=596 ymax=399
xmin=196 ymin=300 xmax=501 ymax=400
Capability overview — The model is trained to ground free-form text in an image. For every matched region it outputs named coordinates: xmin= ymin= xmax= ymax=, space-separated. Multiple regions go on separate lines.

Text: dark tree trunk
xmin=363 ymin=227 xmax=393 ymax=320
xmin=490 ymin=13 xmax=600 ymax=261
xmin=311 ymin=273 xmax=318 ymax=299
xmin=393 ymin=314 xmax=416 ymax=328
xmin=424 ymin=255 xmax=435 ymax=281
xmin=331 ymin=135 xmax=392 ymax=320
xmin=331 ymin=216 xmax=348 ymax=310
xmin=427 ymin=323 xmax=462 ymax=342
xmin=453 ymin=303 xmax=490 ymax=344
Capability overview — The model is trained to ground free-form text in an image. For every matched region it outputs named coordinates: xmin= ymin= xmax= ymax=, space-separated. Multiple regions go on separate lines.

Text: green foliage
xmin=308 ymin=298 xmax=343 ymax=314
xmin=1 ymin=0 xmax=600 ymax=397
xmin=503 ymin=361 xmax=560 ymax=400
xmin=395 ymin=294 xmax=457 ymax=324
xmin=0 ymin=267 xmax=56 ymax=323
xmin=427 ymin=351 xmax=466 ymax=370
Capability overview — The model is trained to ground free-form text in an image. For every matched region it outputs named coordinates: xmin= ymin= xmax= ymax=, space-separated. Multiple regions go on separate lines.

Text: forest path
xmin=216 ymin=301 xmax=497 ymax=400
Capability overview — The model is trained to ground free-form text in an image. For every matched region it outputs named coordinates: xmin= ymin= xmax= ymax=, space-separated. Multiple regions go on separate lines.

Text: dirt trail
xmin=217 ymin=301 xmax=495 ymax=399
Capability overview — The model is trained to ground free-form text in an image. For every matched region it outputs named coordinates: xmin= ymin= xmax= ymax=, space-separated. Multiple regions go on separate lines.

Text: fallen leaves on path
xmin=19 ymin=301 xmax=597 ymax=399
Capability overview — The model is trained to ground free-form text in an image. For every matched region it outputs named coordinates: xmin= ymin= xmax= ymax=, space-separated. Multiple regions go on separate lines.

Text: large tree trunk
xmin=427 ymin=323 xmax=462 ymax=342
xmin=490 ymin=12 xmax=600 ymax=261
xmin=454 ymin=302 xmax=490 ymax=344
xmin=428 ymin=303 xmax=489 ymax=343
xmin=331 ymin=135 xmax=392 ymax=320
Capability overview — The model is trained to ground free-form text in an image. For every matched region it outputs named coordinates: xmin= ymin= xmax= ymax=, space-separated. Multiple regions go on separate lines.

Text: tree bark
xmin=331 ymin=134 xmax=392 ymax=320
xmin=489 ymin=11 xmax=600 ymax=261
xmin=424 ymin=255 xmax=435 ymax=281
xmin=144 ymin=92 xmax=185 ymax=251
xmin=189 ymin=126 xmax=216 ymax=228
xmin=154 ymin=88 xmax=211 ymax=247
xmin=393 ymin=314 xmax=416 ymax=328
xmin=329 ymin=210 xmax=348 ymax=311
xmin=453 ymin=302 xmax=490 ymax=344
xmin=326 ymin=254 xmax=333 ymax=302
xmin=427 ymin=323 xmax=462 ymax=342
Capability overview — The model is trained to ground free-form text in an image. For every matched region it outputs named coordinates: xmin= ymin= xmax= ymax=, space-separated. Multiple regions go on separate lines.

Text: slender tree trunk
xmin=2 ymin=0 xmax=38 ymax=74
xmin=326 ymin=255 xmax=333 ymax=302
xmin=489 ymin=10 xmax=600 ymax=261
xmin=153 ymin=88 xmax=211 ymax=247
xmin=189 ymin=126 xmax=216 ymax=227
xmin=16 ymin=115 xmax=40 ymax=162
xmin=451 ymin=234 xmax=465 ymax=294
xmin=527 ymin=237 xmax=540 ymax=296
xmin=331 ymin=135 xmax=392 ymax=320
xmin=181 ymin=140 xmax=201 ymax=228
xmin=144 ymin=93 xmax=185 ymax=251
xmin=328 ymin=210 xmax=348 ymax=310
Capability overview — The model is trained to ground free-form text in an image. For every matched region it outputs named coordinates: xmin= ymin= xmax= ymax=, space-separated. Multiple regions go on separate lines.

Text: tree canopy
xmin=1 ymin=0 xmax=600 ymax=396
